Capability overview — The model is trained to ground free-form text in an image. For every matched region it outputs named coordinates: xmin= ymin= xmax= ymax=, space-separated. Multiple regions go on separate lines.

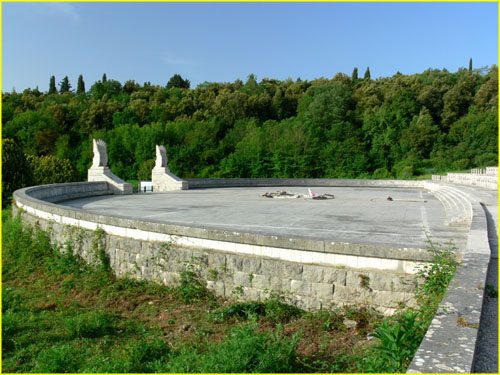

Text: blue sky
xmin=2 ymin=2 xmax=498 ymax=92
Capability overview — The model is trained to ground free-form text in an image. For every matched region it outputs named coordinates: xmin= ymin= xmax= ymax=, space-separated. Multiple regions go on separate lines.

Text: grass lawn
xmin=2 ymin=209 xmax=386 ymax=373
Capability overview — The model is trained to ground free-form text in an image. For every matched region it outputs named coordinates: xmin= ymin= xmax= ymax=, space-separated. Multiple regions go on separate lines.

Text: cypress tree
xmin=49 ymin=76 xmax=57 ymax=94
xmin=77 ymin=74 xmax=85 ymax=94
xmin=166 ymin=74 xmax=190 ymax=89
xmin=469 ymin=58 xmax=473 ymax=72
xmin=102 ymin=73 xmax=107 ymax=83
xmin=364 ymin=67 xmax=371 ymax=80
xmin=351 ymin=67 xmax=358 ymax=81
xmin=59 ymin=76 xmax=72 ymax=93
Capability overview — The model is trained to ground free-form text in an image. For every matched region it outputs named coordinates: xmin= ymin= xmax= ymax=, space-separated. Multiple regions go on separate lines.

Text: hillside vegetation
xmin=2 ymin=66 xmax=497 ymax=186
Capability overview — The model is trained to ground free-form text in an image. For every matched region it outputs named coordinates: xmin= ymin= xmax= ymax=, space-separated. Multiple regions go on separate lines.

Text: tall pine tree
xmin=364 ymin=67 xmax=371 ymax=80
xmin=59 ymin=76 xmax=72 ymax=93
xmin=102 ymin=73 xmax=107 ymax=83
xmin=351 ymin=67 xmax=358 ymax=81
xmin=49 ymin=76 xmax=57 ymax=94
xmin=77 ymin=75 xmax=85 ymax=94
xmin=469 ymin=58 xmax=473 ymax=72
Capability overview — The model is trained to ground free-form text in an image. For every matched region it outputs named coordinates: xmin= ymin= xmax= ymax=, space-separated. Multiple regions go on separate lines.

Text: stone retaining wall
xmin=12 ymin=179 xmax=492 ymax=372
xmin=13 ymin=182 xmax=428 ymax=313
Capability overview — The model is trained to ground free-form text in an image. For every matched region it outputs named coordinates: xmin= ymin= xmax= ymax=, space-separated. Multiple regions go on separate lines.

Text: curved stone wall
xmin=13 ymin=180 xmax=436 ymax=314
xmin=12 ymin=178 xmax=493 ymax=372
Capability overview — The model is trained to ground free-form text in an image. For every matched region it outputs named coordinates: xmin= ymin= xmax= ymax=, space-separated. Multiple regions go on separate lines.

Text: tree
xmin=26 ymin=154 xmax=78 ymax=186
xmin=2 ymin=138 xmax=32 ymax=207
xmin=77 ymin=74 xmax=85 ymax=94
xmin=49 ymin=76 xmax=57 ymax=94
xmin=469 ymin=58 xmax=472 ymax=72
xmin=352 ymin=67 xmax=358 ymax=81
xmin=167 ymin=74 xmax=190 ymax=89
xmin=59 ymin=76 xmax=72 ymax=93
xmin=364 ymin=67 xmax=371 ymax=80
xmin=102 ymin=73 xmax=107 ymax=83
xmin=242 ymin=74 xmax=259 ymax=95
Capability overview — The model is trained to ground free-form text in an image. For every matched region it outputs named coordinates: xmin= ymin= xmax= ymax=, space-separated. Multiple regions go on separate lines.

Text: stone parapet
xmin=432 ymin=173 xmax=498 ymax=190
xmin=151 ymin=168 xmax=188 ymax=191
xmin=186 ymin=177 xmax=424 ymax=189
xmin=88 ymin=167 xmax=133 ymax=194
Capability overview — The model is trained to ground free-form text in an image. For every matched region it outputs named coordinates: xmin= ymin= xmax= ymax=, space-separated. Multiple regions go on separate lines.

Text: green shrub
xmin=212 ymin=301 xmax=267 ymax=322
xmin=64 ymin=310 xmax=116 ymax=338
xmin=161 ymin=320 xmax=300 ymax=373
xmin=416 ymin=239 xmax=458 ymax=299
xmin=26 ymin=154 xmax=78 ymax=186
xmin=212 ymin=291 xmax=302 ymax=323
xmin=2 ymin=138 xmax=32 ymax=207
xmin=176 ymin=258 xmax=209 ymax=303
xmin=124 ymin=336 xmax=170 ymax=372
xmin=2 ymin=213 xmax=53 ymax=278
xmin=364 ymin=311 xmax=424 ymax=372
xmin=32 ymin=343 xmax=85 ymax=373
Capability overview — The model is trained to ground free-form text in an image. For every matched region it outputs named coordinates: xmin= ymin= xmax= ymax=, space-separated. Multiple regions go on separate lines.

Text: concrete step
xmin=441 ymin=186 xmax=473 ymax=225
xmin=432 ymin=190 xmax=457 ymax=225
xmin=431 ymin=185 xmax=472 ymax=227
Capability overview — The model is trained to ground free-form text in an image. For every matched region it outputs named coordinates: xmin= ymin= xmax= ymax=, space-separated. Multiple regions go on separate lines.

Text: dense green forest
xmin=3 ymin=66 xmax=498 ymax=190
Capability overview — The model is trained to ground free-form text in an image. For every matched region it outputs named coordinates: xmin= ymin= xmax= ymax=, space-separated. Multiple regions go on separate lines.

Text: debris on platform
xmin=387 ymin=196 xmax=393 ymax=201
xmin=262 ymin=190 xmax=334 ymax=200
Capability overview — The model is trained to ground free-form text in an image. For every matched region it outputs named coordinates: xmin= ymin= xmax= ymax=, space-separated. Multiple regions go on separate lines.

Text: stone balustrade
xmin=432 ymin=166 xmax=498 ymax=190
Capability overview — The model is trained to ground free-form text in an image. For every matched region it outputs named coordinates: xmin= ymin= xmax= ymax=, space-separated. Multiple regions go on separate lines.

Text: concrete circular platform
xmin=60 ymin=186 xmax=468 ymax=250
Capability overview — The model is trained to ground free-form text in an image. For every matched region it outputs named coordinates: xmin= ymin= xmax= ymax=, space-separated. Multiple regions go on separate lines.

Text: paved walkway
xmin=460 ymin=186 xmax=499 ymax=373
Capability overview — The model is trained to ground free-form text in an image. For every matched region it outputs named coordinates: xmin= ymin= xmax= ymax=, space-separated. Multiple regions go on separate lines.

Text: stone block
xmin=261 ymin=259 xmax=280 ymax=275
xmin=242 ymin=287 xmax=261 ymax=301
xmin=242 ymin=257 xmax=261 ymax=274
xmin=282 ymin=263 xmax=303 ymax=279
xmin=323 ymin=267 xmax=347 ymax=285
xmin=141 ymin=242 xmax=154 ymax=259
xmin=291 ymin=280 xmax=312 ymax=297
xmin=120 ymin=239 xmax=136 ymax=253
xmin=206 ymin=280 xmax=225 ymax=296
xmin=251 ymin=274 xmax=270 ymax=289
xmin=162 ymin=272 xmax=179 ymax=286
xmin=208 ymin=252 xmax=226 ymax=269
xmin=311 ymin=282 xmax=334 ymax=300
xmin=295 ymin=296 xmax=322 ymax=311
xmin=346 ymin=271 xmax=375 ymax=291
xmin=332 ymin=285 xmax=359 ymax=303
xmin=269 ymin=276 xmax=290 ymax=291
xmin=262 ymin=259 xmax=302 ymax=279
xmin=226 ymin=254 xmax=243 ymax=271
xmin=233 ymin=271 xmax=252 ymax=287
xmin=302 ymin=265 xmax=324 ymax=283
xmin=371 ymin=290 xmax=412 ymax=309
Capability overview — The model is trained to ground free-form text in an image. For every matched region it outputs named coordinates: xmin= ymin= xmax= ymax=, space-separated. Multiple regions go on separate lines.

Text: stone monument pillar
xmin=88 ymin=139 xmax=133 ymax=194
xmin=151 ymin=145 xmax=188 ymax=191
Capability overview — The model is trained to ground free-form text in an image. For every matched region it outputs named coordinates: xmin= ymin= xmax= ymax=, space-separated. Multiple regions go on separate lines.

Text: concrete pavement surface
xmin=61 ymin=186 xmax=469 ymax=251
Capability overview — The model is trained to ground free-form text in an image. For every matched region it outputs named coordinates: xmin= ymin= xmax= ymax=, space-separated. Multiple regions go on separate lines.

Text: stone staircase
xmin=427 ymin=184 xmax=473 ymax=227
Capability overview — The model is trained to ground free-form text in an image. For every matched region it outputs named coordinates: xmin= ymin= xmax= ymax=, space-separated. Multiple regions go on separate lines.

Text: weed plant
xmin=211 ymin=290 xmax=302 ymax=323
xmin=359 ymin=238 xmax=458 ymax=373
